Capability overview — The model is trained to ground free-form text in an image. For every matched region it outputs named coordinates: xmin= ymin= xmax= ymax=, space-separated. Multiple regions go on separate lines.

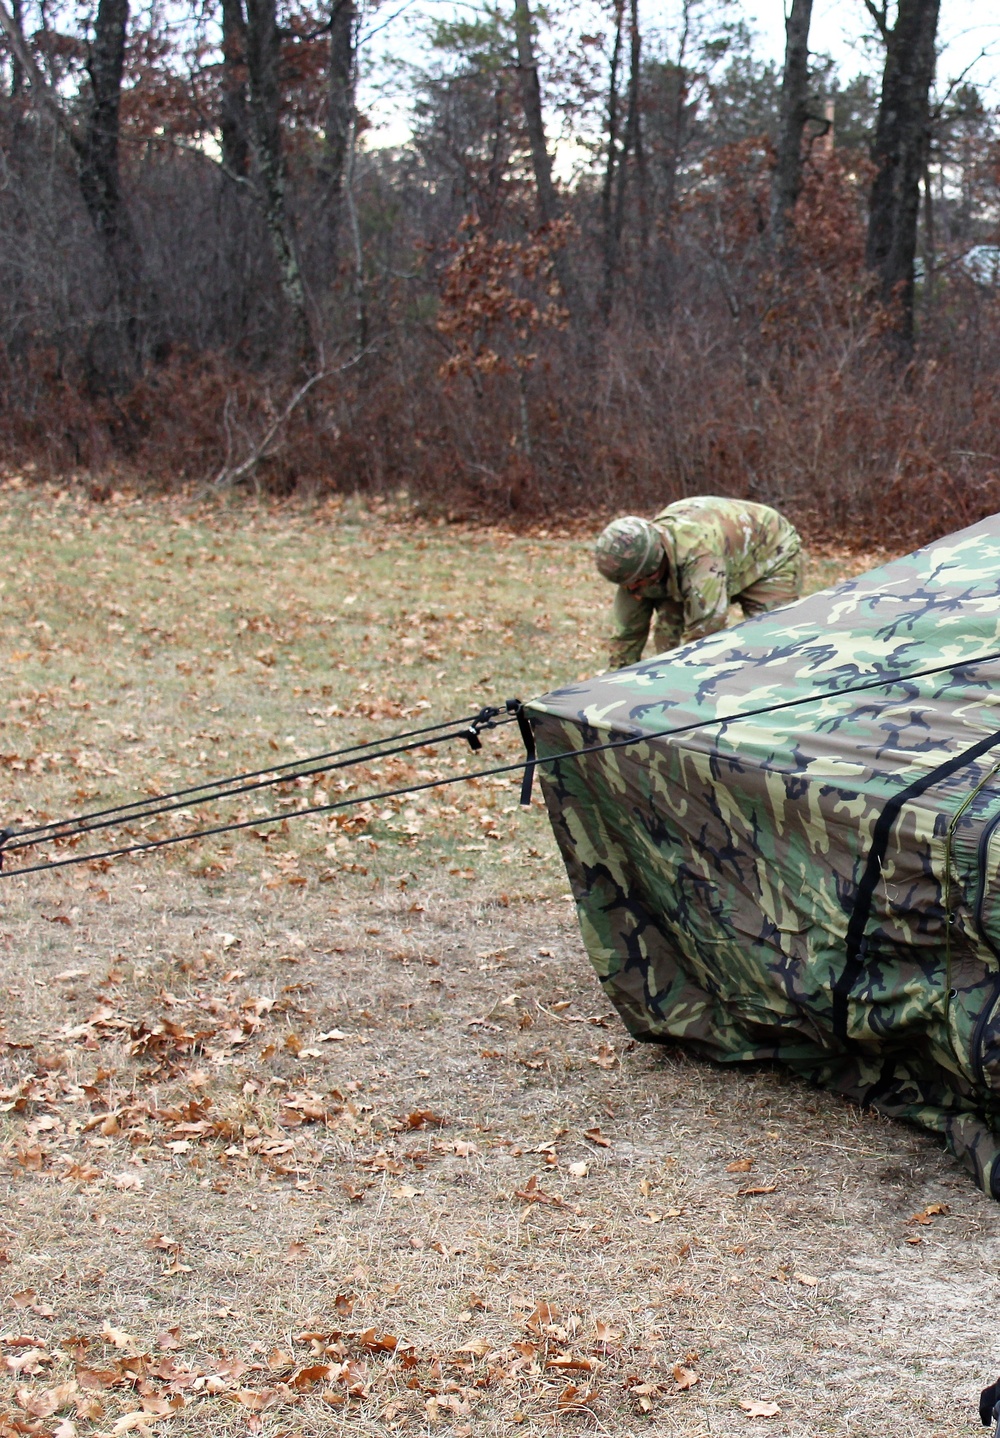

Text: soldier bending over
xmin=594 ymin=496 xmax=803 ymax=669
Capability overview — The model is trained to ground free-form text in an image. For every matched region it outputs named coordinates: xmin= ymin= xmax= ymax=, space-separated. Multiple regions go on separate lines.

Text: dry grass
xmin=0 ymin=484 xmax=993 ymax=1438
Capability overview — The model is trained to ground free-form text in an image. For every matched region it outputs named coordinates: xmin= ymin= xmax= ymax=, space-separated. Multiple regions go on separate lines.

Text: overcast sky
xmin=363 ymin=0 xmax=1000 ymax=146
xmin=752 ymin=0 xmax=1000 ymax=93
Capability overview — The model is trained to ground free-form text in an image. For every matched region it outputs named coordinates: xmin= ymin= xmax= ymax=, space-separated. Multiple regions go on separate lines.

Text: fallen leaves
xmin=583 ymin=1126 xmax=611 ymax=1147
xmin=0 ymin=1143 xmax=678 ymax=1433
xmin=513 ymin=1175 xmax=565 ymax=1209
xmin=545 ymin=1353 xmax=596 ymax=1373
xmin=5 ymin=1347 xmax=53 ymax=1376
xmin=356 ymin=1330 xmax=400 ymax=1355
xmin=588 ymin=1043 xmax=617 ymax=1070
xmin=739 ymin=1398 xmax=782 ymax=1418
xmin=629 ymin=1381 xmax=661 ymax=1413
xmin=405 ymin=1108 xmax=449 ymax=1129
xmin=2 ymin=1322 xmax=442 ymax=1433
xmin=524 ymin=1301 xmax=560 ymax=1335
xmin=0 ymin=993 xmax=382 ymax=1191
xmin=455 ymin=1338 xmax=490 ymax=1359
xmin=907 ymin=1202 xmax=951 ymax=1225
xmin=639 ymin=1206 xmax=684 ymax=1223
xmin=9 ymin=1290 xmax=57 ymax=1320
xmin=592 ymin=1321 xmax=621 ymax=1347
xmin=13 ymin=1381 xmax=79 ymax=1418
xmin=101 ymin=1325 xmax=140 ymax=1354
xmin=556 ymin=1382 xmax=596 ymax=1409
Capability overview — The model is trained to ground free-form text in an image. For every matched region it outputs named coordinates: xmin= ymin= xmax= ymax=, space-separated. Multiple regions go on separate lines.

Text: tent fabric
xmin=524 ymin=515 xmax=1000 ymax=1197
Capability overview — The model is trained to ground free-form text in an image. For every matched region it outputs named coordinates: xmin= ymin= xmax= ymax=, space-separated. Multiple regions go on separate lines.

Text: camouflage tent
xmin=525 ymin=515 xmax=1000 ymax=1196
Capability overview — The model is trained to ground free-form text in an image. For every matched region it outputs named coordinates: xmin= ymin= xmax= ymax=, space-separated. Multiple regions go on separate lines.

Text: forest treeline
xmin=0 ymin=0 xmax=997 ymax=539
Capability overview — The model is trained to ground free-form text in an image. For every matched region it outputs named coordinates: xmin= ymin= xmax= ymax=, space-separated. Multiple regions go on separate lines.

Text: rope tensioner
xmin=0 ymin=700 xmax=534 ymax=879
xmin=5 ymin=647 xmax=1000 ymax=881
xmin=460 ymin=704 xmax=503 ymax=751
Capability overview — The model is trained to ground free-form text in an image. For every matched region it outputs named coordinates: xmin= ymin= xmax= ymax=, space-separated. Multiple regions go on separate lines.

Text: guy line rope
xmin=2 ymin=647 xmax=1000 ymax=881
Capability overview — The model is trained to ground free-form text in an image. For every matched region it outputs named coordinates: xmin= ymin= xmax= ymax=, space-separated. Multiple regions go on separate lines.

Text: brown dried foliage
xmin=3 ymin=137 xmax=1000 ymax=546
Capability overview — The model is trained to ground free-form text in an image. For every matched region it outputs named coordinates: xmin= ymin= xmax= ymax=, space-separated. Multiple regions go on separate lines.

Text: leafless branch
xmin=211 ymin=342 xmax=379 ymax=491
xmin=0 ymin=0 xmax=75 ymax=142
xmin=930 ymin=48 xmax=991 ymax=122
xmin=861 ymin=0 xmax=889 ymax=43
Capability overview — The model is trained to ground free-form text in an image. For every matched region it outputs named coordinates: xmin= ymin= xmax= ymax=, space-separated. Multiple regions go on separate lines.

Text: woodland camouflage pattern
xmin=528 ymin=513 xmax=1000 ymax=1198
xmin=608 ymin=496 xmax=802 ymax=667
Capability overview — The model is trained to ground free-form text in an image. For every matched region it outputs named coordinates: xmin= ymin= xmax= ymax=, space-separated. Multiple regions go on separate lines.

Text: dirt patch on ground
xmin=2 ymin=866 xmax=997 ymax=1437
xmin=0 ymin=488 xmax=993 ymax=1436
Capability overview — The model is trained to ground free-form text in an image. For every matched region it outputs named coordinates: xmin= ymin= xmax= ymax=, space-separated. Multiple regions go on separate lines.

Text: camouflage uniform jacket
xmin=609 ymin=496 xmax=802 ymax=669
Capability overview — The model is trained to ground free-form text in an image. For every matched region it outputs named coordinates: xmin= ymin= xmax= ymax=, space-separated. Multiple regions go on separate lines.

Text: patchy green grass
xmin=6 ymin=487 xmax=987 ymax=1438
xmin=0 ymin=487 xmax=881 ymax=899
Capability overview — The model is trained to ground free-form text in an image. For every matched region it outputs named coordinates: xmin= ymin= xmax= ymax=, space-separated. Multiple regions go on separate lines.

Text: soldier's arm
xmin=608 ymin=586 xmax=653 ymax=669
xmin=679 ymin=555 xmax=730 ymax=642
xmin=651 ymin=601 xmax=684 ymax=655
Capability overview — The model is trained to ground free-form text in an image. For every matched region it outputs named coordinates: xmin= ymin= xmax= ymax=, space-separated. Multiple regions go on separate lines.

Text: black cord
xmin=9 ymin=709 xmax=503 ymax=842
xmin=6 ymin=650 xmax=1000 ymax=880
xmin=0 ymin=755 xmax=534 ymax=877
xmin=2 ymin=711 xmax=514 ymax=854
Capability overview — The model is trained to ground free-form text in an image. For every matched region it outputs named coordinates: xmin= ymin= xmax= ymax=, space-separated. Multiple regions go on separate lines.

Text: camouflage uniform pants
xmin=735 ymin=549 xmax=802 ymax=619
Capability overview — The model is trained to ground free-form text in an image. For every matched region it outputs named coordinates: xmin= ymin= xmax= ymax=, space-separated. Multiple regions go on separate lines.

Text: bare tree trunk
xmin=324 ymin=0 xmax=354 ymax=204
xmin=864 ymin=0 xmax=940 ymax=354
xmin=614 ymin=6 xmax=642 ymax=254
xmin=485 ymin=83 xmax=507 ymax=227
xmin=630 ymin=0 xmax=649 ymax=269
xmin=242 ymin=0 xmax=314 ymax=364
xmin=922 ymin=156 xmax=935 ymax=320
xmin=319 ymin=0 xmax=354 ymax=279
xmin=9 ymin=0 xmax=23 ymax=96
xmin=598 ymin=0 xmax=624 ymax=320
xmin=511 ymin=0 xmax=556 ymax=225
xmin=343 ymin=117 xmax=367 ymax=353
xmin=75 ymin=0 xmax=148 ymax=375
xmin=770 ymin=0 xmax=813 ymax=248
xmin=220 ymin=0 xmax=250 ymax=177
xmin=664 ymin=0 xmax=692 ymax=222
xmin=511 ymin=0 xmax=577 ymax=316
xmin=602 ymin=0 xmax=643 ymax=320
xmin=0 ymin=0 xmax=141 ymax=373
xmin=652 ymin=0 xmax=690 ymax=307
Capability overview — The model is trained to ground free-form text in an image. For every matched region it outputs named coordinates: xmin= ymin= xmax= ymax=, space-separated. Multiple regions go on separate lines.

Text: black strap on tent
xmin=832 ymin=724 xmax=1000 ymax=1043
xmin=980 ymin=1377 xmax=1000 ymax=1430
xmin=511 ymin=700 xmax=537 ymax=806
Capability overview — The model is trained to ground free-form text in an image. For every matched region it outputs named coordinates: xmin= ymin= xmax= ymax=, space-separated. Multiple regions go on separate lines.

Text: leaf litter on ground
xmin=1 ymin=488 xmax=984 ymax=1437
